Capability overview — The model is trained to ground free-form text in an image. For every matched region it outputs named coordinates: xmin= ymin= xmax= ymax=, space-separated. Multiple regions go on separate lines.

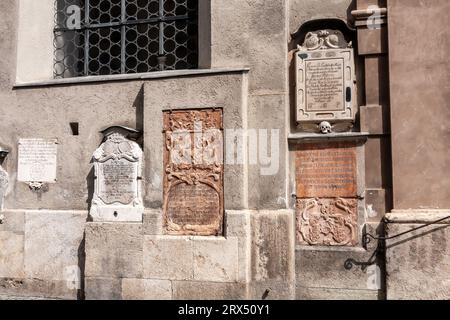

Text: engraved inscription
xmin=296 ymin=198 xmax=358 ymax=246
xmin=167 ymin=183 xmax=220 ymax=227
xmin=90 ymin=127 xmax=144 ymax=222
xmin=163 ymin=109 xmax=224 ymax=236
xmin=98 ymin=159 xmax=137 ymax=205
xmin=295 ymin=29 xmax=356 ymax=124
xmin=17 ymin=139 xmax=58 ymax=182
xmin=305 ymin=59 xmax=344 ymax=112
xmin=296 ymin=142 xmax=357 ymax=198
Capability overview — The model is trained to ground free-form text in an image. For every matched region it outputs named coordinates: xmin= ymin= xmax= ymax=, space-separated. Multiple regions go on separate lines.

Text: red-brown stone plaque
xmin=295 ymin=142 xmax=357 ymax=198
xmin=295 ymin=141 xmax=359 ymax=246
xmin=163 ymin=109 xmax=224 ymax=236
xmin=296 ymin=198 xmax=358 ymax=246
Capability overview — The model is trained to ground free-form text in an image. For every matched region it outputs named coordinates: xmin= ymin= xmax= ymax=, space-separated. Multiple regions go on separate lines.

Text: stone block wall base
xmin=385 ymin=210 xmax=450 ymax=300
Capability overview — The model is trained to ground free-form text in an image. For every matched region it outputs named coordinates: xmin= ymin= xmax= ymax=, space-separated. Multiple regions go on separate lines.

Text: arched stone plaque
xmin=90 ymin=126 xmax=143 ymax=222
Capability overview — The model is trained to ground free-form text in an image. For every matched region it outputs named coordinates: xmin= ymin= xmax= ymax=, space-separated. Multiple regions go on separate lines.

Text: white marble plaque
xmin=98 ymin=158 xmax=137 ymax=205
xmin=17 ymin=139 xmax=58 ymax=182
xmin=296 ymin=29 xmax=356 ymax=125
xmin=90 ymin=127 xmax=143 ymax=222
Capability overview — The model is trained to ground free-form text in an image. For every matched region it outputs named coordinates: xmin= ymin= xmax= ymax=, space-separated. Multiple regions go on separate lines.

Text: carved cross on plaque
xmin=90 ymin=126 xmax=144 ymax=222
xmin=163 ymin=109 xmax=224 ymax=236
xmin=295 ymin=29 xmax=357 ymax=132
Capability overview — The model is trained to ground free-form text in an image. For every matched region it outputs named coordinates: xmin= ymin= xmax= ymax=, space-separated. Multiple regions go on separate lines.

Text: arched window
xmin=54 ymin=0 xmax=198 ymax=78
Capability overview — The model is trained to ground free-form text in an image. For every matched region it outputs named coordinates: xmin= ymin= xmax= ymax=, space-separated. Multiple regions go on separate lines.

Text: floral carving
xmin=163 ymin=109 xmax=224 ymax=236
xmin=296 ymin=198 xmax=358 ymax=246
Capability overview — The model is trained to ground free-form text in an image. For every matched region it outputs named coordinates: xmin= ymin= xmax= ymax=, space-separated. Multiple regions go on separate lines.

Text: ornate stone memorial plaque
xmin=295 ymin=141 xmax=359 ymax=246
xmin=296 ymin=29 xmax=356 ymax=127
xmin=17 ymin=138 xmax=58 ymax=183
xmin=163 ymin=109 xmax=224 ymax=236
xmin=295 ymin=142 xmax=357 ymax=198
xmin=296 ymin=198 xmax=358 ymax=246
xmin=90 ymin=126 xmax=143 ymax=222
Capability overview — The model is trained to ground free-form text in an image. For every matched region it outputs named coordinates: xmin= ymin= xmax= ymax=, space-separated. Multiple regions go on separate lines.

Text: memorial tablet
xmin=296 ymin=29 xmax=356 ymax=125
xmin=163 ymin=109 xmax=224 ymax=236
xmin=90 ymin=126 xmax=143 ymax=222
xmin=17 ymin=139 xmax=58 ymax=183
xmin=295 ymin=141 xmax=359 ymax=246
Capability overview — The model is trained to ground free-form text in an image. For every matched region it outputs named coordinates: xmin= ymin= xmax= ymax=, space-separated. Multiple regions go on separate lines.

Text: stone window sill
xmin=13 ymin=68 xmax=249 ymax=89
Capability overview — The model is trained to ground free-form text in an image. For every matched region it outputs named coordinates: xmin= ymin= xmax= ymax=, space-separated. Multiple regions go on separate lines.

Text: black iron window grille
xmin=54 ymin=0 xmax=198 ymax=78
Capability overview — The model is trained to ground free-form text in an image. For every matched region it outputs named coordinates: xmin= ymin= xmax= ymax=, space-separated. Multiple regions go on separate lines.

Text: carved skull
xmin=319 ymin=121 xmax=332 ymax=134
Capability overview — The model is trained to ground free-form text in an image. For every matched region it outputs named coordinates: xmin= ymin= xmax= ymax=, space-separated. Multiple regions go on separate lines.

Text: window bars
xmin=54 ymin=0 xmax=198 ymax=78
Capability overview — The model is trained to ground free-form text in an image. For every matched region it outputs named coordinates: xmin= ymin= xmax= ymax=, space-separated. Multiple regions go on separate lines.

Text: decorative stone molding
xmin=295 ymin=29 xmax=357 ymax=129
xmin=297 ymin=29 xmax=352 ymax=52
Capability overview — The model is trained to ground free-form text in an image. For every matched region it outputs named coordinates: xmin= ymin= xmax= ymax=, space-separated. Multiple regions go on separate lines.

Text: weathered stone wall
xmin=0 ymin=0 xmax=448 ymax=300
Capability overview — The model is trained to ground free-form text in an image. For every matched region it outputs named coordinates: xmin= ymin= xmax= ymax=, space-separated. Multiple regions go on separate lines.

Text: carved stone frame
xmin=290 ymin=137 xmax=366 ymax=248
xmin=162 ymin=109 xmax=224 ymax=236
xmin=295 ymin=29 xmax=357 ymax=125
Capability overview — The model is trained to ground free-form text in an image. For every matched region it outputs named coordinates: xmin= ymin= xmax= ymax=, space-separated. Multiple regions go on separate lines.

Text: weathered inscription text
xmin=296 ymin=142 xmax=357 ymax=198
xmin=18 ymin=139 xmax=58 ymax=182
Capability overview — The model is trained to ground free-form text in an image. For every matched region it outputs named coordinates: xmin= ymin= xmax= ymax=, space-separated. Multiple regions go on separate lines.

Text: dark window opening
xmin=54 ymin=0 xmax=198 ymax=78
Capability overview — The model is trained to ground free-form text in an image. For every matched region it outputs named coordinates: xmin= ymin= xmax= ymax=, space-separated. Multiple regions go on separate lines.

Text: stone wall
xmin=0 ymin=0 xmax=448 ymax=300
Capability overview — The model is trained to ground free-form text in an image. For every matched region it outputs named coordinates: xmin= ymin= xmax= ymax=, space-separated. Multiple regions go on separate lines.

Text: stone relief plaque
xmin=296 ymin=29 xmax=356 ymax=128
xmin=90 ymin=126 xmax=143 ymax=222
xmin=163 ymin=109 xmax=224 ymax=236
xmin=296 ymin=198 xmax=358 ymax=246
xmin=17 ymin=138 xmax=58 ymax=183
xmin=295 ymin=142 xmax=357 ymax=198
xmin=295 ymin=141 xmax=359 ymax=246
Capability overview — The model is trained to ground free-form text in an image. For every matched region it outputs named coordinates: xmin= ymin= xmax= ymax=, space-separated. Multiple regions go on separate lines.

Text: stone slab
xmin=143 ymin=235 xmax=194 ymax=280
xmin=0 ymin=278 xmax=78 ymax=300
xmin=143 ymin=209 xmax=163 ymax=235
xmin=386 ymin=222 xmax=450 ymax=300
xmin=172 ymin=281 xmax=247 ymax=300
xmin=296 ymin=246 xmax=384 ymax=291
xmin=85 ymin=277 xmax=122 ymax=300
xmin=85 ymin=222 xmax=143 ymax=278
xmin=249 ymin=279 xmax=295 ymax=300
xmin=296 ymin=198 xmax=358 ymax=246
xmin=24 ymin=211 xmax=87 ymax=281
xmin=296 ymin=286 xmax=381 ymax=300
xmin=122 ymin=279 xmax=172 ymax=300
xmin=295 ymin=141 xmax=358 ymax=198
xmin=193 ymin=237 xmax=239 ymax=282
xmin=251 ymin=211 xmax=295 ymax=282
xmin=0 ymin=210 xmax=25 ymax=233
xmin=0 ymin=232 xmax=25 ymax=278
xmin=163 ymin=109 xmax=224 ymax=236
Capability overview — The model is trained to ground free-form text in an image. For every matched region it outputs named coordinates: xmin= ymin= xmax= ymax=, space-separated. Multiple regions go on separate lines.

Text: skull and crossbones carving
xmin=319 ymin=121 xmax=332 ymax=134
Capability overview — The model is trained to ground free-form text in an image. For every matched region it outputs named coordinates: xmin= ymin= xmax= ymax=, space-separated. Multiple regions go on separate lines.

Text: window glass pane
xmin=54 ymin=0 xmax=198 ymax=79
